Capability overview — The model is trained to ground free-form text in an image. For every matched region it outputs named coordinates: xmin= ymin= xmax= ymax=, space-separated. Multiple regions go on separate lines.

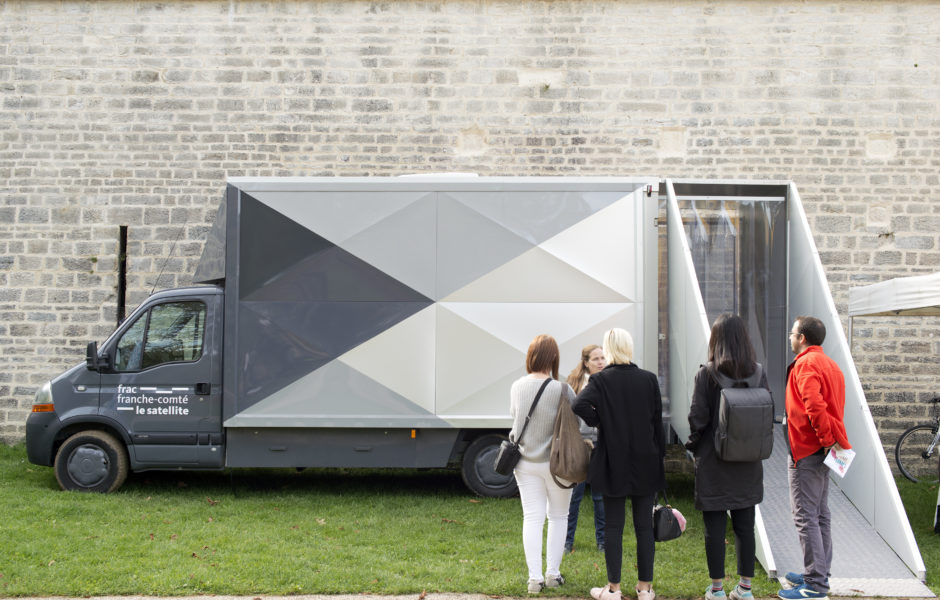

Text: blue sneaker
xmin=784 ymin=573 xmax=804 ymax=587
xmin=777 ymin=584 xmax=828 ymax=600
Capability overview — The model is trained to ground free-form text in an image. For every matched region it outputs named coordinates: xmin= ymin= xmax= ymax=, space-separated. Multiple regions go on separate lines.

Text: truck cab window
xmin=112 ymin=301 xmax=206 ymax=372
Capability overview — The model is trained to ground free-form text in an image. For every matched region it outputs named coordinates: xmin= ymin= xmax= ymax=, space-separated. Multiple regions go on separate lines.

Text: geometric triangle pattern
xmin=234 ymin=300 xmax=431 ymax=412
xmin=215 ymin=181 xmax=650 ymax=427
xmin=337 ymin=306 xmax=437 ymax=413
xmin=225 ymin=359 xmax=448 ymax=428
xmin=436 ymin=194 xmax=535 ymax=298
xmin=441 ymin=247 xmax=630 ymax=302
xmin=540 ymin=197 xmax=640 ymax=301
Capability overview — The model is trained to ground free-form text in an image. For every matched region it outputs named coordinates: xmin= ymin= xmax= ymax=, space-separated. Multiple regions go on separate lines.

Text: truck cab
xmin=26 ymin=286 xmax=224 ymax=492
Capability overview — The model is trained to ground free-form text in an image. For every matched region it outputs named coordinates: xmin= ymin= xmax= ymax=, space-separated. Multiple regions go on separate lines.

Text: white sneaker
xmin=591 ymin=586 xmax=623 ymax=600
xmin=637 ymin=588 xmax=656 ymax=600
xmin=528 ymin=579 xmax=545 ymax=594
xmin=706 ymin=586 xmax=727 ymax=600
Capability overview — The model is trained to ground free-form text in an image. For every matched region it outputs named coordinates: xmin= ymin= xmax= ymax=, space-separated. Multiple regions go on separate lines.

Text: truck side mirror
xmin=86 ymin=342 xmax=104 ymax=371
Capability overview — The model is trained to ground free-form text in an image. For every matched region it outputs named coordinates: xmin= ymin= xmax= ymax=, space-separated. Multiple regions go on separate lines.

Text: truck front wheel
xmin=54 ymin=430 xmax=129 ymax=493
xmin=461 ymin=433 xmax=518 ymax=497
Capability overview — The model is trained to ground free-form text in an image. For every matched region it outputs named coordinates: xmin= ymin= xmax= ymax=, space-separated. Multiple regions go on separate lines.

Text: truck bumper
xmin=26 ymin=410 xmax=60 ymax=466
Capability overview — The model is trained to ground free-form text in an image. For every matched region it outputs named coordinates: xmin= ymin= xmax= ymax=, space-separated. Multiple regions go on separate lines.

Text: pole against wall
xmin=117 ymin=225 xmax=128 ymax=326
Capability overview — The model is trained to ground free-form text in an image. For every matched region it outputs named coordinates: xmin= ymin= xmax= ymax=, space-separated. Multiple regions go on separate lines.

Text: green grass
xmin=1 ymin=443 xmax=937 ymax=597
xmin=895 ymin=477 xmax=940 ymax=591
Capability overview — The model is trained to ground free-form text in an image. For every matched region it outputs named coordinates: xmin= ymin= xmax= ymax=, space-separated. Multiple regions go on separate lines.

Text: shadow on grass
xmin=122 ymin=465 xmax=473 ymax=498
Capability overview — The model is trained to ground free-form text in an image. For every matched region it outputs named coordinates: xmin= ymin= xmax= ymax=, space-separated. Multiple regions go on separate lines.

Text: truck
xmin=25 ymin=176 xmax=659 ymax=496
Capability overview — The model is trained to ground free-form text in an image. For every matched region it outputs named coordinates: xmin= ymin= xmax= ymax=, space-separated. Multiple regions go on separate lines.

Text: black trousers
xmin=702 ymin=507 xmax=756 ymax=580
xmin=603 ymin=493 xmax=656 ymax=584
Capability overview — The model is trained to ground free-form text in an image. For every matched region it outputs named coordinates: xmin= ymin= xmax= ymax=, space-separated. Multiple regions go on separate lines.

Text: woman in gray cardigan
xmin=509 ymin=334 xmax=576 ymax=594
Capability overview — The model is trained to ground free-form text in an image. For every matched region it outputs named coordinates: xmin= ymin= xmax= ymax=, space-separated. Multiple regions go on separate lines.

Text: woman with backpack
xmin=685 ymin=313 xmax=771 ymax=600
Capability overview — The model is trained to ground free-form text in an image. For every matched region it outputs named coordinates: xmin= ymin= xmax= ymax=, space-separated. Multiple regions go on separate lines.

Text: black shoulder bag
xmin=494 ymin=378 xmax=552 ymax=476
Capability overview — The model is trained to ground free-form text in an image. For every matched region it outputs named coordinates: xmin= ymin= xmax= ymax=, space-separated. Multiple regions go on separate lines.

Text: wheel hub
xmin=68 ymin=444 xmax=110 ymax=487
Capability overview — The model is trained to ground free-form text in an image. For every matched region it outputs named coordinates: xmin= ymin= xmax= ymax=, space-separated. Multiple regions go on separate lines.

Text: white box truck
xmin=26 ymin=176 xmax=658 ymax=496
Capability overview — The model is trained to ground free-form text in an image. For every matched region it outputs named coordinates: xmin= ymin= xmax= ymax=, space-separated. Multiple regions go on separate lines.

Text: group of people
xmin=508 ymin=315 xmax=851 ymax=600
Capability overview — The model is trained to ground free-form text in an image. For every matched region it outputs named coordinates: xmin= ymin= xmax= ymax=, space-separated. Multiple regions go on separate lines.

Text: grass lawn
xmin=1 ymin=443 xmax=936 ymax=598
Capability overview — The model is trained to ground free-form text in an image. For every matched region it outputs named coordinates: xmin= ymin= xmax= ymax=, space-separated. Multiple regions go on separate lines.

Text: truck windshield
xmin=113 ymin=301 xmax=206 ymax=371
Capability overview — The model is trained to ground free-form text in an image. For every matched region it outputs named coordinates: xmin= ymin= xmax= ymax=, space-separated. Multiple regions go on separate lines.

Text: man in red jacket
xmin=778 ymin=316 xmax=851 ymax=600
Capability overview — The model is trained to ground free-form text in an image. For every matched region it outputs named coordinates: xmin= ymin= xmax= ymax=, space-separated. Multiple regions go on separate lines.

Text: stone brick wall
xmin=2 ymin=1 xmax=938 ymax=455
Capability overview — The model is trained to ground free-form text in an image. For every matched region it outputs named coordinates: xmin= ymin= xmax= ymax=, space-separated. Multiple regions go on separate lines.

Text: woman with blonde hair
xmin=564 ymin=344 xmax=607 ymax=554
xmin=574 ymin=328 xmax=665 ymax=600
xmin=510 ymin=334 xmax=577 ymax=594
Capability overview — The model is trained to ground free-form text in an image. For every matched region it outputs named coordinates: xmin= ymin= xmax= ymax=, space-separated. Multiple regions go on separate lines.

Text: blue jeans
xmin=565 ymin=481 xmax=606 ymax=549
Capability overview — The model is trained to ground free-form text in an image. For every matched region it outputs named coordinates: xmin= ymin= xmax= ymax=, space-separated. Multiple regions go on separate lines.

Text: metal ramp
xmin=664 ymin=179 xmax=931 ymax=596
xmin=760 ymin=429 xmax=932 ymax=596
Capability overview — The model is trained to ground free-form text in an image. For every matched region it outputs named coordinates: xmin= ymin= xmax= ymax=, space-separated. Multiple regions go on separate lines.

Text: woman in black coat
xmin=574 ymin=328 xmax=664 ymax=600
xmin=685 ymin=313 xmax=769 ymax=600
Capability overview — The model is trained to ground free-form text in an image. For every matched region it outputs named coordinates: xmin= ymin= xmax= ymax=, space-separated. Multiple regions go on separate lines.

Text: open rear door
xmin=666 ymin=179 xmax=930 ymax=594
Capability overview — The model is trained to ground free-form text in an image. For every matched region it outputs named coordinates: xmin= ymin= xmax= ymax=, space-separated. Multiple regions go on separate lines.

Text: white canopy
xmin=848 ymin=271 xmax=940 ymax=317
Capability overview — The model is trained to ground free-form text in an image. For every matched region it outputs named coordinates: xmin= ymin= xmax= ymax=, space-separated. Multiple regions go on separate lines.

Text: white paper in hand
xmin=824 ymin=446 xmax=856 ymax=478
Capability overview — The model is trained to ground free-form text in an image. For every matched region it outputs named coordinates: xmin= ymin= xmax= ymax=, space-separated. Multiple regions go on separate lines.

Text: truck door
xmin=99 ymin=293 xmax=223 ymax=467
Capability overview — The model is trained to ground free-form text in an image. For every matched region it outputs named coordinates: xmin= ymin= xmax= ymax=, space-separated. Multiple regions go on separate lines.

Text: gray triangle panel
xmin=192 ymin=199 xmax=227 ymax=284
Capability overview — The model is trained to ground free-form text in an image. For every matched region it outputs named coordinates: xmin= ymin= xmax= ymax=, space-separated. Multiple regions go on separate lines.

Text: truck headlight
xmin=32 ymin=381 xmax=54 ymax=413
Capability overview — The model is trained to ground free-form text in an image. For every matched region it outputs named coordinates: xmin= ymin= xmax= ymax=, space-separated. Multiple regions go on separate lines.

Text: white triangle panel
xmin=441 ymin=302 xmax=630 ymax=354
xmin=436 ymin=306 xmax=525 ymax=414
xmin=249 ymin=190 xmax=429 ymax=246
xmin=437 ymin=370 xmax=524 ymax=417
xmin=442 ymin=246 xmax=629 ymax=303
xmin=337 ymin=305 xmax=436 ymax=413
xmin=540 ymin=194 xmax=639 ymax=302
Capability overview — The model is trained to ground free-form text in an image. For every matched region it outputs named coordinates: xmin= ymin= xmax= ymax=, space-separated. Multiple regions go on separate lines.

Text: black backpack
xmin=710 ymin=362 xmax=774 ymax=462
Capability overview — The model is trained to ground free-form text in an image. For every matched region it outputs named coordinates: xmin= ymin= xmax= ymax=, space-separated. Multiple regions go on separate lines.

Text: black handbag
xmin=652 ymin=490 xmax=684 ymax=542
xmin=494 ymin=378 xmax=552 ymax=476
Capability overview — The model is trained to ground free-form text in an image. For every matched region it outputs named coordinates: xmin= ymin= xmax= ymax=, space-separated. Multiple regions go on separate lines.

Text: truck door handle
xmin=195 ymin=383 xmax=210 ymax=395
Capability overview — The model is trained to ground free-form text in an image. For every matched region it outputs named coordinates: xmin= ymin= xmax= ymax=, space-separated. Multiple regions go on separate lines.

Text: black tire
xmin=461 ymin=433 xmax=518 ymax=497
xmin=54 ymin=430 xmax=129 ymax=493
xmin=895 ymin=423 xmax=940 ymax=484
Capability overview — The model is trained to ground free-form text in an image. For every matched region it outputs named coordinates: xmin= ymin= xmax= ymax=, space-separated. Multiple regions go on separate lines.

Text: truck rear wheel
xmin=54 ymin=430 xmax=129 ymax=493
xmin=461 ymin=433 xmax=518 ymax=497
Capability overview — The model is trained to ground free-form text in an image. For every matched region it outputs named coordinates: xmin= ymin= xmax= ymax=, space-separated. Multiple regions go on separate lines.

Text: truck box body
xmin=27 ymin=176 xmax=658 ymax=495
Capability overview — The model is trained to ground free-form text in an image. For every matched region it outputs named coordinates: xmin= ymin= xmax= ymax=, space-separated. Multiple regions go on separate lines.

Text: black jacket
xmin=573 ymin=363 xmax=665 ymax=497
xmin=685 ymin=364 xmax=767 ymax=511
